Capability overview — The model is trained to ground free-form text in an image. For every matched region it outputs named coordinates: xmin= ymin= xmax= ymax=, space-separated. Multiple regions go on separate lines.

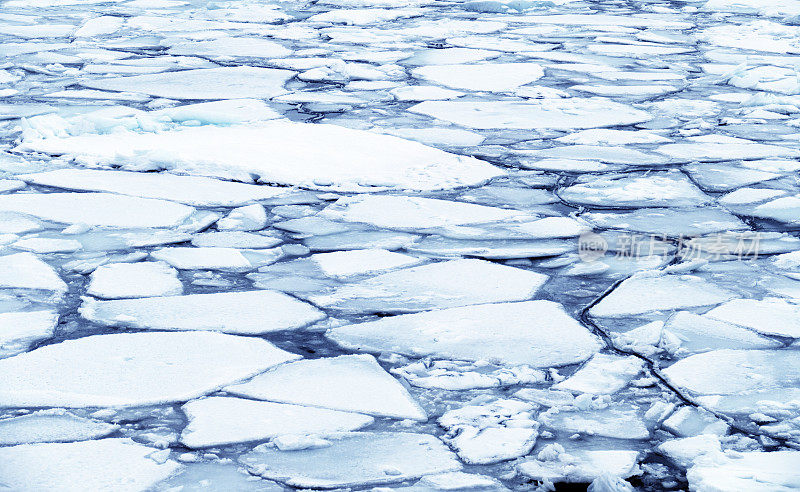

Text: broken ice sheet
xmin=310 ymin=258 xmax=548 ymax=313
xmin=179 ymin=396 xmax=373 ymax=448
xmin=438 ymin=398 xmax=539 ymax=464
xmin=241 ymin=432 xmax=461 ymax=489
xmin=0 ymin=310 xmax=58 ymax=358
xmin=0 ymin=331 xmax=299 ymax=407
xmin=0 ymin=409 xmax=119 ymax=445
xmin=226 ymin=354 xmax=427 ymax=420
xmin=86 ymin=261 xmax=183 ymax=299
xmin=328 ymin=300 xmax=601 ymax=367
xmin=80 ymin=290 xmax=325 ymax=335
xmin=0 ymin=438 xmax=181 ymax=492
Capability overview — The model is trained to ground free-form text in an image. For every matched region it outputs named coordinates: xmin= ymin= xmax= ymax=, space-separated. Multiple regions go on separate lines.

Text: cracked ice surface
xmin=4 ymin=0 xmax=800 ymax=490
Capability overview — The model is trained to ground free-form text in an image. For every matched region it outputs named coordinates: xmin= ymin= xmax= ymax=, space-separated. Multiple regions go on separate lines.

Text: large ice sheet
xmin=81 ymin=67 xmax=296 ymax=99
xmin=227 ymin=354 xmax=427 ymax=420
xmin=180 ymin=396 xmax=373 ymax=448
xmin=0 ymin=331 xmax=299 ymax=407
xmin=0 ymin=310 xmax=58 ymax=358
xmin=19 ymin=169 xmax=289 ymax=207
xmin=408 ymin=98 xmax=652 ymax=129
xmin=80 ymin=290 xmax=325 ymax=334
xmin=328 ymin=301 xmax=601 ymax=367
xmin=411 ymin=63 xmax=543 ymax=92
xmin=0 ymin=410 xmax=118 ymax=445
xmin=310 ymin=259 xmax=548 ymax=313
xmin=241 ymin=432 xmax=461 ymax=488
xmin=87 ymin=261 xmax=183 ymax=299
xmin=0 ymin=252 xmax=66 ymax=294
xmin=319 ymin=194 xmax=527 ymax=230
xmin=20 ymin=122 xmax=503 ymax=192
xmin=0 ymin=193 xmax=195 ymax=228
xmin=589 ymin=274 xmax=736 ymax=318
xmin=0 ymin=438 xmax=181 ymax=492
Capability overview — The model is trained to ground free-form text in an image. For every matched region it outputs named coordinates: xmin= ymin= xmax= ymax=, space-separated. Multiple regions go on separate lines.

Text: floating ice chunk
xmin=390 ymin=85 xmax=464 ymax=101
xmin=555 ymin=129 xmax=671 ymax=145
xmin=179 ymin=397 xmax=373 ymax=448
xmin=661 ymin=406 xmax=728 ymax=438
xmin=751 ymin=196 xmax=800 ymax=224
xmin=657 ymin=434 xmax=724 ymax=469
xmin=329 ymin=300 xmax=600 ymax=367
xmin=216 ymin=204 xmax=267 ymax=231
xmin=590 ymin=274 xmax=736 ymax=318
xmin=307 ymin=8 xmax=422 ymax=24
xmin=406 ymin=236 xmax=573 ymax=259
xmin=303 ymin=230 xmax=419 ymax=252
xmin=393 ymin=360 xmax=544 ymax=391
xmin=657 ymin=137 xmax=800 ymax=162
xmin=0 ymin=331 xmax=298 ymax=408
xmin=582 ymin=208 xmax=747 ymax=236
xmin=401 ymin=47 xmax=501 ymax=65
xmin=513 ymin=13 xmax=692 ymax=28
xmin=439 ymin=399 xmax=538 ymax=464
xmin=540 ymin=404 xmax=650 ymax=440
xmin=152 ymin=462 xmax=284 ymax=491
xmin=662 ymin=311 xmax=781 ymax=353
xmin=0 ymin=193 xmax=194 ymax=228
xmin=560 ymin=171 xmax=709 ymax=208
xmin=518 ymin=449 xmax=640 ymax=484
xmin=554 ymin=354 xmax=644 ymax=394
xmin=87 ymin=261 xmax=182 ymax=299
xmin=241 ymin=432 xmax=461 ymax=488
xmin=12 ymin=237 xmax=83 ymax=253
xmin=150 ymin=246 xmax=281 ymax=271
xmin=702 ymin=0 xmax=800 ymax=16
xmin=571 ymin=84 xmax=678 ymax=98
xmin=311 ymin=248 xmax=423 ymax=278
xmin=19 ymin=169 xmax=289 ymax=207
xmin=320 ymin=195 xmax=527 ymax=231
xmin=0 ymin=438 xmax=181 ymax=492
xmin=412 ymin=63 xmax=543 ymax=92
xmin=20 ymin=122 xmax=502 ymax=192
xmin=698 ymin=20 xmax=800 ymax=54
xmin=81 ymin=290 xmax=324 ymax=335
xmin=719 ymin=188 xmax=785 ymax=206
xmin=310 ymin=259 xmax=548 ymax=313
xmin=0 ymin=310 xmax=58 ymax=358
xmin=687 ymin=450 xmax=800 ymax=492
xmin=167 ymin=37 xmax=291 ymax=59
xmin=379 ymin=127 xmax=485 ymax=146
xmin=74 ymin=15 xmax=125 ymax=37
xmin=408 ymin=98 xmax=652 ymax=130
xmin=684 ymin=163 xmax=779 ymax=193
xmin=415 ymin=471 xmax=506 ymax=490
xmin=705 ymin=298 xmax=800 ymax=337
xmin=0 ymin=409 xmax=118 ymax=445
xmin=0 ymin=252 xmax=67 ymax=295
xmin=226 ymin=354 xmax=426 ymax=420
xmin=0 ymin=212 xmax=43 ymax=234
xmin=526 ymin=145 xmax=664 ymax=166
xmin=81 ymin=67 xmax=296 ymax=100
xmin=662 ymin=349 xmax=800 ymax=397
xmin=155 ymin=99 xmax=283 ymax=125
xmin=191 ymin=231 xmax=282 ymax=249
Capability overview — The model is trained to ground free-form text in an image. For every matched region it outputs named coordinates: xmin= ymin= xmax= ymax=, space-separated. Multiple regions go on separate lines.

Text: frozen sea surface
xmin=2 ymin=0 xmax=800 ymax=490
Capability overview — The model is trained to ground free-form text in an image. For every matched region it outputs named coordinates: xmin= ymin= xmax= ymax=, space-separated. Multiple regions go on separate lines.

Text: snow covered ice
xmin=4 ymin=0 xmax=800 ymax=489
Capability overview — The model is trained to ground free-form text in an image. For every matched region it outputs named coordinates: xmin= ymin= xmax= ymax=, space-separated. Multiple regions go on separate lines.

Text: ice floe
xmin=179 ymin=396 xmax=373 ymax=448
xmin=20 ymin=122 xmax=503 ymax=192
xmin=310 ymin=259 xmax=548 ymax=313
xmin=80 ymin=290 xmax=324 ymax=334
xmin=226 ymin=354 xmax=427 ymax=420
xmin=241 ymin=432 xmax=461 ymax=488
xmin=328 ymin=300 xmax=601 ymax=367
xmin=0 ymin=331 xmax=298 ymax=407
